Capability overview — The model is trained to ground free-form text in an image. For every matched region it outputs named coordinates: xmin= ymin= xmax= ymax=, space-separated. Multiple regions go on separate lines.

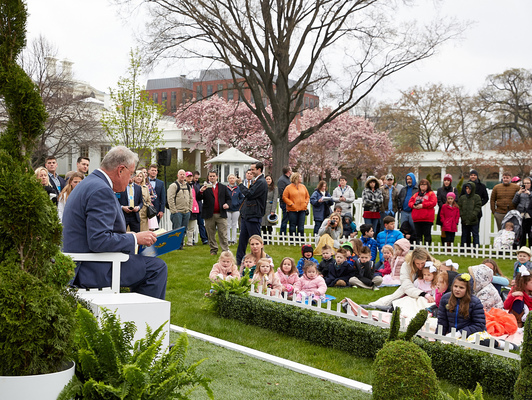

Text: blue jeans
xmin=171 ymin=211 xmax=191 ymax=232
xmin=288 ymin=210 xmax=306 ymax=236
xmin=313 ymin=220 xmax=323 ymax=235
xmin=400 ymin=211 xmax=415 ymax=233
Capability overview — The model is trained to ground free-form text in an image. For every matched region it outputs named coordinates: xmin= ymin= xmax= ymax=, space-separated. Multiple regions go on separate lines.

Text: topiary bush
xmin=514 ymin=313 xmax=532 ymax=399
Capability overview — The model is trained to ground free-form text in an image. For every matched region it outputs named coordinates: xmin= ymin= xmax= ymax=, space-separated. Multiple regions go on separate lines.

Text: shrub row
xmin=217 ymin=294 xmax=518 ymax=396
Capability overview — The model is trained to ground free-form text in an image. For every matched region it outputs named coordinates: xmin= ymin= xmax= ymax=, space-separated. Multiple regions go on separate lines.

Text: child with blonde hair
xmin=209 ymin=250 xmax=239 ymax=282
xmin=252 ymin=257 xmax=282 ymax=295
xmin=294 ymin=260 xmax=327 ymax=302
xmin=275 ymin=257 xmax=299 ymax=296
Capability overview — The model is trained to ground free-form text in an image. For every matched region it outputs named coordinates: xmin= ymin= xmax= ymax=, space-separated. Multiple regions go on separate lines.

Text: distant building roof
xmin=146 ymin=76 xmax=193 ymax=90
xmin=205 ymin=147 xmax=259 ymax=164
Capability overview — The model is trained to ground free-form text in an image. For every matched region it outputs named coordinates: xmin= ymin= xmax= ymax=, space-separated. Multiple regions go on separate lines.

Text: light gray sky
xmin=25 ymin=0 xmax=532 ymax=101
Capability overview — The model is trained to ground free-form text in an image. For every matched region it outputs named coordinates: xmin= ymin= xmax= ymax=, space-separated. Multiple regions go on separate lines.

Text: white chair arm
xmin=64 ymin=252 xmax=130 ymax=294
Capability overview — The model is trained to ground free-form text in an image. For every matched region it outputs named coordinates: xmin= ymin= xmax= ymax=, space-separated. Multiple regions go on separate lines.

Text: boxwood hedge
xmin=217 ymin=294 xmax=518 ymax=396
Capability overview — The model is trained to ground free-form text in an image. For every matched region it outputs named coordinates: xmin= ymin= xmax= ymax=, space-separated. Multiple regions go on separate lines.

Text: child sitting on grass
xmin=414 ymin=261 xmax=438 ymax=298
xmin=294 ymin=260 xmax=327 ymax=302
xmin=209 ymin=250 xmax=239 ymax=282
xmin=504 ymin=267 xmax=532 ymax=328
xmin=296 ymin=244 xmax=319 ymax=276
xmin=342 ymin=213 xmax=358 ymax=238
xmin=325 ymin=247 xmax=355 ymax=287
xmin=252 ymin=257 xmax=282 ymax=296
xmin=381 ymin=238 xmax=411 ymax=285
xmin=318 ymin=244 xmax=336 ymax=279
xmin=374 ymin=244 xmax=393 ymax=278
xmin=349 ymin=246 xmax=383 ymax=290
xmin=275 ymin=257 xmax=299 ymax=297
xmin=359 ymin=223 xmax=378 ymax=262
xmin=481 ymin=258 xmax=509 ymax=295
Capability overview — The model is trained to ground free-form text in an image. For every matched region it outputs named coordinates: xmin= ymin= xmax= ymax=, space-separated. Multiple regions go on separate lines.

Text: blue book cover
xmin=139 ymin=227 xmax=185 ymax=257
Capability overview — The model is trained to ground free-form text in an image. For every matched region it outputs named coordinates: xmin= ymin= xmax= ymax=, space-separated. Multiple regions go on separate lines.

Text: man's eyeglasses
xmin=122 ymin=165 xmax=135 ymax=178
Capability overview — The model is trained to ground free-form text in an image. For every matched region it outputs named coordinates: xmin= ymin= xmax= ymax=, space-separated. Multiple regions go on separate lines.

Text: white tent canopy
xmin=205 ymin=147 xmax=259 ymax=183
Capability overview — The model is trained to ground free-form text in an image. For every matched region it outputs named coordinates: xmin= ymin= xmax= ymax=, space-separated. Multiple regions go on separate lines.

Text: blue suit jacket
xmin=117 ymin=183 xmax=143 ymax=223
xmin=149 ymin=178 xmax=166 ymax=215
xmin=62 ymin=169 xmax=145 ymax=289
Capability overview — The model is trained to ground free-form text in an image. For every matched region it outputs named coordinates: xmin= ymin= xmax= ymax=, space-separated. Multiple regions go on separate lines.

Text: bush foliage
xmin=216 ymin=294 xmax=519 ymax=396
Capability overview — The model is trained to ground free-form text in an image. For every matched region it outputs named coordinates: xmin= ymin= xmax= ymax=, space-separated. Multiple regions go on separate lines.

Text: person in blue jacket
xmin=310 ymin=180 xmax=334 ymax=235
xmin=437 ymin=273 xmax=486 ymax=337
xmin=397 ymin=172 xmax=418 ymax=237
xmin=376 ymin=215 xmax=404 ymax=260
xmin=359 ymin=223 xmax=378 ymax=262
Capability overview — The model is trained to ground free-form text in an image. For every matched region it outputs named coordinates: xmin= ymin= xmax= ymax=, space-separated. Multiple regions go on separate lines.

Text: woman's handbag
xmin=146 ymin=204 xmax=158 ymax=219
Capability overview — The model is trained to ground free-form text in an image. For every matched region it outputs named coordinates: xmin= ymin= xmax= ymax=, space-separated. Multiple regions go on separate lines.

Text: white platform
xmin=79 ymin=291 xmax=171 ymax=350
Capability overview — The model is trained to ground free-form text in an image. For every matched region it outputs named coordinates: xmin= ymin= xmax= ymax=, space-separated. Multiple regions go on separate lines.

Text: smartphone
xmin=128 ymin=206 xmax=134 ymax=210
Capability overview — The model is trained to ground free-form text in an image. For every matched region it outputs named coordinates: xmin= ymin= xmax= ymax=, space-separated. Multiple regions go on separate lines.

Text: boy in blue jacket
xmin=296 ymin=244 xmax=319 ymax=276
xmin=360 ymin=224 xmax=378 ymax=262
xmin=376 ymin=215 xmax=404 ymax=260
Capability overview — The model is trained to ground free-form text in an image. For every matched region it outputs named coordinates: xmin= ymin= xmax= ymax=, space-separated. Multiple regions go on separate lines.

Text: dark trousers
xmin=521 ymin=217 xmax=532 ymax=247
xmin=414 ymin=221 xmax=432 ymax=245
xmin=461 ymin=223 xmax=479 ymax=247
xmin=280 ymin=203 xmax=289 ymax=235
xmin=124 ymin=213 xmax=140 ymax=233
xmin=313 ymin=220 xmax=323 ymax=235
xmin=236 ymin=217 xmax=262 ymax=265
xmin=197 ymin=214 xmax=208 ymax=243
xmin=288 ymin=210 xmax=306 ymax=236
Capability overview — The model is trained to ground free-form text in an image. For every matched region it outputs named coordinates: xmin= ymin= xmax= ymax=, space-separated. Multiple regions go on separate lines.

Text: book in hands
xmin=139 ymin=227 xmax=185 ymax=257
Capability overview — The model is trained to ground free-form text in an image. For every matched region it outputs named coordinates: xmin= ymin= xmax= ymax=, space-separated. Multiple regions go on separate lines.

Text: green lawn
xmin=162 ymin=241 xmax=515 ymax=399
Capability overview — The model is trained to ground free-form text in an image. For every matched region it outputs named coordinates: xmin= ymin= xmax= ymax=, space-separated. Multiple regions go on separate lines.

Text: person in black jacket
xmin=460 ymin=170 xmax=489 ymax=225
xmin=348 ymin=246 xmax=383 ymax=289
xmin=277 ymin=166 xmax=292 ymax=235
xmin=196 ymin=170 xmax=231 ymax=256
xmin=236 ymin=162 xmax=268 ymax=266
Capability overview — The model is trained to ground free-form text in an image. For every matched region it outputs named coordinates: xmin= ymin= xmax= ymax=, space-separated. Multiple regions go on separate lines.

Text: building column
xmin=440 ymin=166 xmax=446 ymax=186
xmin=499 ymin=166 xmax=504 ymax=182
xmin=177 ymin=148 xmax=183 ymax=163
xmin=414 ymin=166 xmax=419 ymax=182
xmin=195 ymin=150 xmax=202 ymax=172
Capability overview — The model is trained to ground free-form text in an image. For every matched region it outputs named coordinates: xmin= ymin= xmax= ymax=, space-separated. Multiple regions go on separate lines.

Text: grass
xmin=162 ymin=241 xmax=516 ymax=399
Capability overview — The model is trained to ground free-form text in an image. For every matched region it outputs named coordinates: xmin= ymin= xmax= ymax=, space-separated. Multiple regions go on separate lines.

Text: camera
xmin=414 ymin=197 xmax=423 ymax=206
xmin=329 ymin=220 xmax=337 ymax=227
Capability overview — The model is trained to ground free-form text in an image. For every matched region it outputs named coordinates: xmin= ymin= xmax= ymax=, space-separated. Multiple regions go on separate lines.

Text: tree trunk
xmin=270 ymin=135 xmax=290 ymax=181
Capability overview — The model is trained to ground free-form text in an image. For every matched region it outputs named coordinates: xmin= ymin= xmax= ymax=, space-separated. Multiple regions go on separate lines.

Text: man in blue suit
xmin=117 ymin=177 xmax=143 ymax=233
xmin=62 ymin=146 xmax=167 ymax=300
xmin=147 ymin=164 xmax=166 ymax=222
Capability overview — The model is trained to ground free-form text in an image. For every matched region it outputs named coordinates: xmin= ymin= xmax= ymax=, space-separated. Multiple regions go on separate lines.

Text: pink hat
xmin=446 ymin=192 xmax=456 ymax=200
xmin=512 ymin=176 xmax=521 ymax=183
xmin=186 ymin=171 xmax=193 ymax=177
xmin=443 ymin=174 xmax=453 ymax=182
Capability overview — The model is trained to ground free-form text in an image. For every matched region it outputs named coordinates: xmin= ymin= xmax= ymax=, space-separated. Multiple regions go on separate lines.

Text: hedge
xmin=217 ymin=294 xmax=518 ymax=396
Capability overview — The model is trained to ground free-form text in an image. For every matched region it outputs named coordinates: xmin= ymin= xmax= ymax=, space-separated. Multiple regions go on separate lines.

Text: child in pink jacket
xmin=275 ymin=257 xmax=299 ymax=297
xmin=209 ymin=250 xmax=240 ymax=282
xmin=294 ymin=260 xmax=327 ymax=302
xmin=382 ymin=238 xmax=411 ymax=285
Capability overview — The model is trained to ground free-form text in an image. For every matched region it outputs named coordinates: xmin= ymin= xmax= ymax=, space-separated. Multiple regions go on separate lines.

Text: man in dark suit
xmin=117 ymin=177 xmax=144 ymax=233
xmin=62 ymin=146 xmax=167 ymax=300
xmin=147 ymin=164 xmax=166 ymax=221
xmin=197 ymin=170 xmax=231 ymax=255
xmin=45 ymin=156 xmax=66 ymax=197
xmin=236 ymin=161 xmax=268 ymax=266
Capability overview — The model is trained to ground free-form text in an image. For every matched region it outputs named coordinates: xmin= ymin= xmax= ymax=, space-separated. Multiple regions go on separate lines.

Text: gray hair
xmin=100 ymin=146 xmax=138 ymax=170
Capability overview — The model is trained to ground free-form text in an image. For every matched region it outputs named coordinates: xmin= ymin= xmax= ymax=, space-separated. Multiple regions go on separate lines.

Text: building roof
xmin=146 ymin=76 xmax=194 ymax=90
xmin=205 ymin=147 xmax=259 ymax=164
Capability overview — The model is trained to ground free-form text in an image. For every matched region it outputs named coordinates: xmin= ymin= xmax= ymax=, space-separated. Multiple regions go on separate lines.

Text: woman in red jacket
xmin=408 ymin=179 xmax=437 ymax=245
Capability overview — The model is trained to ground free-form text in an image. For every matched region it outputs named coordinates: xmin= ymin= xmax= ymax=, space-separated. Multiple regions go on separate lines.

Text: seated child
xmin=504 ymin=267 xmax=532 ymax=328
xmin=494 ymin=221 xmax=516 ymax=250
xmin=481 ymin=258 xmax=509 ymax=295
xmin=344 ymin=238 xmax=362 ymax=266
xmin=437 ymin=273 xmax=486 ymax=337
xmin=252 ymin=257 xmax=282 ymax=296
xmin=241 ymin=253 xmax=257 ymax=278
xmin=349 ymin=246 xmax=383 ymax=290
xmin=294 ymin=260 xmax=327 ymax=302
xmin=512 ymin=246 xmax=532 ymax=285
xmin=296 ymin=244 xmax=319 ymax=276
xmin=318 ymin=244 xmax=336 ymax=279
xmin=275 ymin=257 xmax=299 ymax=296
xmin=342 ymin=213 xmax=358 ymax=238
xmin=440 ymin=259 xmax=459 ymax=272
xmin=381 ymin=238 xmax=410 ymax=285
xmin=359 ymin=223 xmax=378 ymax=262
xmin=414 ymin=261 xmax=438 ymax=298
xmin=325 ymin=247 xmax=355 ymax=287
xmin=374 ymin=244 xmax=393 ymax=277
xmin=376 ymin=216 xmax=404 ymax=259
xmin=209 ymin=250 xmax=240 ymax=282
xmin=468 ymin=264 xmax=503 ymax=311
xmin=399 ymin=219 xmax=416 ymax=244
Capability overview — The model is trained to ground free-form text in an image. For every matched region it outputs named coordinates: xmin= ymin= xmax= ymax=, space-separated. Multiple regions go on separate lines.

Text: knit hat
xmin=512 ymin=176 xmax=521 ymax=183
xmin=443 ymin=174 xmax=453 ymax=182
xmin=302 ymin=244 xmax=313 ymax=256
xmin=341 ymin=241 xmax=353 ymax=251
xmin=446 ymin=192 xmax=456 ymax=200
xmin=469 ymin=169 xmax=479 ymax=177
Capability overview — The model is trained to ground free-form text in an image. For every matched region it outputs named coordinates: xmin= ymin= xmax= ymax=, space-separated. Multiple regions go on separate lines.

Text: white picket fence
xmin=249 ymin=286 xmax=520 ymax=360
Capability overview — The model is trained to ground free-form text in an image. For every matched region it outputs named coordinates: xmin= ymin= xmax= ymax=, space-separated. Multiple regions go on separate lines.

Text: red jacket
xmin=504 ymin=287 xmax=532 ymax=310
xmin=440 ymin=203 xmax=460 ymax=232
xmin=408 ymin=191 xmax=437 ymax=223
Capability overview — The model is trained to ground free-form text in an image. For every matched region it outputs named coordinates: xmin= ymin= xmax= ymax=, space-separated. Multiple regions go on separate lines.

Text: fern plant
xmin=204 ymin=270 xmax=252 ymax=312
xmin=58 ymin=306 xmax=213 ymax=400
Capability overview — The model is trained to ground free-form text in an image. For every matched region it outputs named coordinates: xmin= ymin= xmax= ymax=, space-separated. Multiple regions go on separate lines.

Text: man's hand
xmin=157 ymin=211 xmax=163 ymax=218
xmin=136 ymin=231 xmax=157 ymax=246
xmin=223 ymin=203 xmax=229 ymax=209
xmin=122 ymin=206 xmax=132 ymax=213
